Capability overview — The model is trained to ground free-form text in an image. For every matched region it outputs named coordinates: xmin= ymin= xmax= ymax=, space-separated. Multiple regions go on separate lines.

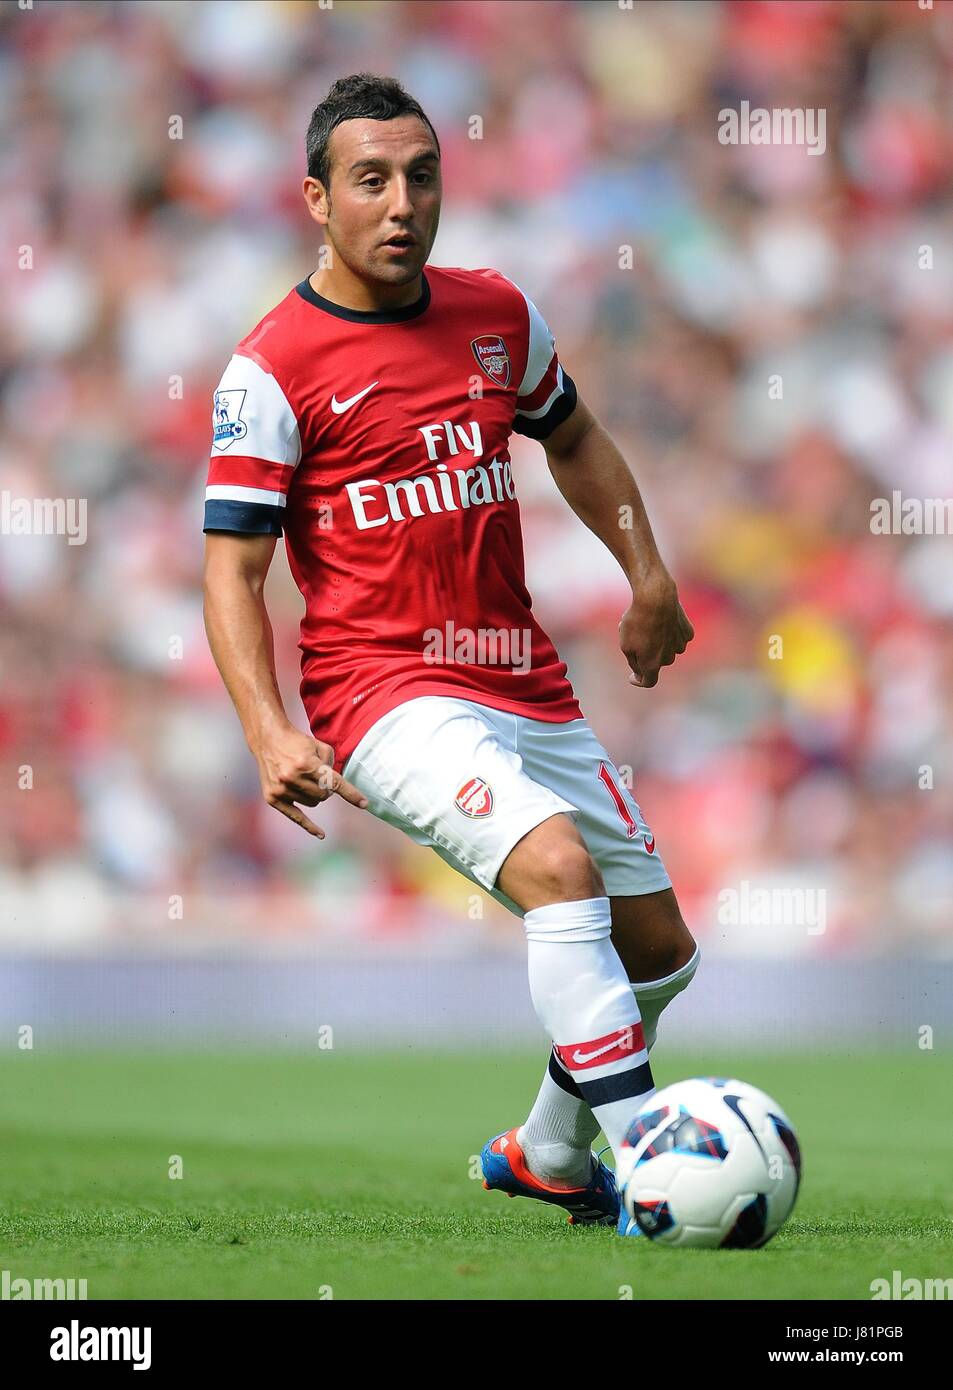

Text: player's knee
xmin=530 ymin=837 xmax=604 ymax=906
xmin=615 ymin=904 xmax=696 ymax=981
xmin=497 ymin=815 xmax=605 ymax=910
xmin=657 ymin=919 xmax=697 ymax=976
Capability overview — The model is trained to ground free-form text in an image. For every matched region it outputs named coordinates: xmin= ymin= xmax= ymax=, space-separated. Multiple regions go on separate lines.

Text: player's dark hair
xmin=306 ymin=74 xmax=440 ymax=190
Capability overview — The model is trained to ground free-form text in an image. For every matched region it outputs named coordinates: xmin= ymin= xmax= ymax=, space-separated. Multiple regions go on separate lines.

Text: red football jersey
xmin=204 ymin=264 xmax=583 ymax=771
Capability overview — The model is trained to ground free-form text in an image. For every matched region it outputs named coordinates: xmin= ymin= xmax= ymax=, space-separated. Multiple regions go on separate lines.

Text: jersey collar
xmin=295 ymin=271 xmax=431 ymax=324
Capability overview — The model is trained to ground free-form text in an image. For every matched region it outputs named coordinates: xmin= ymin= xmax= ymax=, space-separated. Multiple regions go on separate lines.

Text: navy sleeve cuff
xmin=513 ymin=371 xmax=578 ymax=441
xmin=203 ymin=499 xmax=283 ymax=535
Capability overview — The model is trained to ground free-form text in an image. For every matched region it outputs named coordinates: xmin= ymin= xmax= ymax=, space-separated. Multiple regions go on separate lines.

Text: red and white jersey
xmin=204 ymin=264 xmax=583 ymax=771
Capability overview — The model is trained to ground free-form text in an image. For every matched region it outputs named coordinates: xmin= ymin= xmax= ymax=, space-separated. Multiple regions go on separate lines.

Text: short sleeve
xmin=511 ymin=289 xmax=578 ymax=441
xmin=203 ymin=352 xmax=301 ymax=534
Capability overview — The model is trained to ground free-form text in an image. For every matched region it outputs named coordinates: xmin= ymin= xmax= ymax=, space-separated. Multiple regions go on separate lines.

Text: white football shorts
xmin=342 ymin=695 xmax=671 ymax=917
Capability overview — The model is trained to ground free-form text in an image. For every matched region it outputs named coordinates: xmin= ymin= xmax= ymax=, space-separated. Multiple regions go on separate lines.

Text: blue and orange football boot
xmin=480 ymin=1128 xmax=620 ymax=1226
xmin=616 ymin=1207 xmax=643 ymax=1237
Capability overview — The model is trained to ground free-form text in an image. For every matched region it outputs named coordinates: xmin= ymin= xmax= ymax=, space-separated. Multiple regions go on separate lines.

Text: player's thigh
xmin=515 ymin=716 xmax=672 ymax=901
xmin=341 ymin=696 xmax=578 ymax=899
xmin=512 ymin=717 xmax=694 ymax=974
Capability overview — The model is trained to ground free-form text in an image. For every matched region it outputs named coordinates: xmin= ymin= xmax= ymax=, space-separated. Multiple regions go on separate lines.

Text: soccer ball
xmin=616 ymin=1077 xmax=801 ymax=1248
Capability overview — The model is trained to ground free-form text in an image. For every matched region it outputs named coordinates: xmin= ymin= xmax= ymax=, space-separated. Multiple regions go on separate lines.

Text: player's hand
xmin=254 ymin=722 xmax=368 ymax=837
xmin=619 ymin=571 xmax=694 ymax=689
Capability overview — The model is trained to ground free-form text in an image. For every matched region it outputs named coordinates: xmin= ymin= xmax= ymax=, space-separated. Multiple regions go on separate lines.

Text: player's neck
xmin=308 ymin=265 xmax=424 ymax=314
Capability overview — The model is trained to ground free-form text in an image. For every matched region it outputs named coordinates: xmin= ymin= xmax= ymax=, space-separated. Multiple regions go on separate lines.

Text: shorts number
xmin=597 ymin=761 xmax=639 ymax=839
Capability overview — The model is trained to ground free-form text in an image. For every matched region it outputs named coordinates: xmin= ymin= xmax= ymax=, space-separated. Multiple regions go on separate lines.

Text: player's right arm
xmin=203 ymin=344 xmax=368 ymax=835
xmin=203 ymin=532 xmax=367 ymax=837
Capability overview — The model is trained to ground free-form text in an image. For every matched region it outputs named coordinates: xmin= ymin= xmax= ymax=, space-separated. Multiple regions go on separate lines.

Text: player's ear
xmin=302 ymin=176 xmax=330 ymax=226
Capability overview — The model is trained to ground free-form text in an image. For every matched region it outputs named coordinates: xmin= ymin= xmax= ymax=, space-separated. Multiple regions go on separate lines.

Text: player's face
xmin=319 ymin=116 xmax=441 ymax=285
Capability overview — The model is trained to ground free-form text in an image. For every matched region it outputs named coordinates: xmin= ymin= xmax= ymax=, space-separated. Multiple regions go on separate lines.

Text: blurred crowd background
xmin=2 ymin=0 xmax=952 ymax=957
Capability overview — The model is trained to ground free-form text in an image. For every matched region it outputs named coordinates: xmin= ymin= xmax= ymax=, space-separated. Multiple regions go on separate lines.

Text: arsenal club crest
xmin=471 ymin=335 xmax=511 ymax=388
xmin=454 ymin=777 xmax=494 ymax=818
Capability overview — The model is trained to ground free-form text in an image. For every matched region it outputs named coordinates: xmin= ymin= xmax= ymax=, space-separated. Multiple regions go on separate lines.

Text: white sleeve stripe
xmin=515 ymin=363 xmax=565 ymax=419
xmin=212 ymin=354 xmax=301 ymax=467
xmin=206 ymin=484 xmax=287 ymax=508
xmin=515 ymin=289 xmax=557 ymax=398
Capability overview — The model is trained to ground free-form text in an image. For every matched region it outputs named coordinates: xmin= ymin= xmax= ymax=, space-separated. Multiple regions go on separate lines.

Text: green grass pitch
xmin=1 ymin=1047 xmax=951 ymax=1300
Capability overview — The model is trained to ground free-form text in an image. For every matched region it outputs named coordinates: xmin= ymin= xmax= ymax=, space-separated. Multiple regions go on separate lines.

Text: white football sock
xmin=517 ymin=1051 xmax=601 ymax=1185
xmin=520 ymin=942 xmax=702 ymax=1180
xmin=523 ymin=896 xmax=655 ymax=1160
xmin=631 ymin=943 xmax=701 ymax=1051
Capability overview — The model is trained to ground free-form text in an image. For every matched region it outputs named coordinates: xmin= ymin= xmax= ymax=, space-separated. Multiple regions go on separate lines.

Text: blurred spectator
xmin=1 ymin=0 xmax=950 ymax=955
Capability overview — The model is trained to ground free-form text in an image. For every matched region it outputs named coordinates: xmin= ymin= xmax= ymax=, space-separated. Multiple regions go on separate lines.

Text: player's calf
xmin=495 ymin=829 xmax=654 ymax=1166
xmin=609 ymin=890 xmax=699 ymax=1051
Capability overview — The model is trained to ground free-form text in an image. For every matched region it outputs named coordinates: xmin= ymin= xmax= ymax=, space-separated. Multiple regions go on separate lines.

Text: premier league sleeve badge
xmin=212 ymin=388 xmax=249 ymax=451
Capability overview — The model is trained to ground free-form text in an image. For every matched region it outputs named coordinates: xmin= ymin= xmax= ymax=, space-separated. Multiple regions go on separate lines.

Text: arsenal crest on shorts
xmin=470 ymin=335 xmax=511 ymax=388
xmin=454 ymin=776 xmax=494 ymax=818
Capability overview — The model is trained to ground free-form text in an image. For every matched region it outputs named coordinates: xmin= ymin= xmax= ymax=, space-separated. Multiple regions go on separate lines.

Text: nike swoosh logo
xmin=330 ymin=381 xmax=379 ymax=414
xmin=572 ymin=1030 xmax=632 ymax=1065
xmin=723 ymin=1094 xmax=767 ymax=1162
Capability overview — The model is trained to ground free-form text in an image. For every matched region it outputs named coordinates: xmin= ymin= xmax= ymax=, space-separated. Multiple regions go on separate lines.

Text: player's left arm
xmin=542 ymin=395 xmax=694 ymax=689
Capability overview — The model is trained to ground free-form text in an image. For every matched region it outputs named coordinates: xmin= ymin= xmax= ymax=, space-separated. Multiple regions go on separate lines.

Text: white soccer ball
xmin=616 ymin=1077 xmax=801 ymax=1248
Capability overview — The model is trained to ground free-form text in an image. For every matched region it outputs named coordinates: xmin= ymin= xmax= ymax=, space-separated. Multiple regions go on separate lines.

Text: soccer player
xmin=203 ymin=74 xmax=699 ymax=1232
